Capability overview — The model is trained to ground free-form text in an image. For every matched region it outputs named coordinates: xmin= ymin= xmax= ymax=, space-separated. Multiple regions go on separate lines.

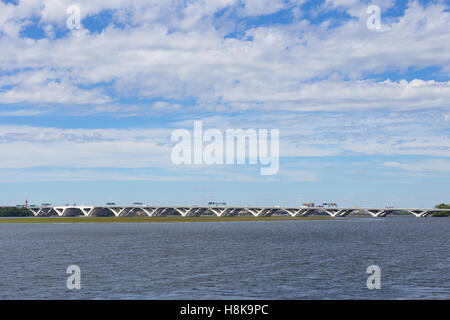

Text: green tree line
xmin=0 ymin=207 xmax=33 ymax=217
xmin=433 ymin=203 xmax=450 ymax=217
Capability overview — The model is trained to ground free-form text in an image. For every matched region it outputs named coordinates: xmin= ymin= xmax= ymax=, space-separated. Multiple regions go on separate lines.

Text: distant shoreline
xmin=0 ymin=216 xmax=333 ymax=223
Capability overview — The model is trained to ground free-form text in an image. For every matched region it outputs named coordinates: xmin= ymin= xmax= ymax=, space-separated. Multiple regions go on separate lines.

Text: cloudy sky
xmin=0 ymin=0 xmax=449 ymax=207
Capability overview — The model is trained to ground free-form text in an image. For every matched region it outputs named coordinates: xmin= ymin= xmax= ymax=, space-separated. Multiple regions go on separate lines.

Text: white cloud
xmin=0 ymin=108 xmax=448 ymax=171
xmin=0 ymin=108 xmax=48 ymax=116
xmin=0 ymin=1 xmax=448 ymax=111
xmin=0 ymin=69 xmax=110 ymax=104
xmin=239 ymin=0 xmax=287 ymax=17
xmin=152 ymin=101 xmax=181 ymax=111
xmin=383 ymin=159 xmax=450 ymax=172
xmin=0 ymin=0 xmax=449 ymax=184
xmin=217 ymin=79 xmax=450 ymax=111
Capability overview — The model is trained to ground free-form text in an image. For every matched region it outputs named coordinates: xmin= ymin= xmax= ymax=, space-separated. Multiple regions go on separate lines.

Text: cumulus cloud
xmin=0 ymin=1 xmax=448 ymax=110
xmin=0 ymin=0 xmax=449 ymax=183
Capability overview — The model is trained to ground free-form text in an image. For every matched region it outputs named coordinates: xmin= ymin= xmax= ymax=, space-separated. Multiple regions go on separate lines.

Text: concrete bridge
xmin=20 ymin=205 xmax=450 ymax=218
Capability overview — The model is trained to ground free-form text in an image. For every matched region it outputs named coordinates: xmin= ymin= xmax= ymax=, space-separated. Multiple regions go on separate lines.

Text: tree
xmin=433 ymin=203 xmax=450 ymax=217
xmin=0 ymin=207 xmax=33 ymax=217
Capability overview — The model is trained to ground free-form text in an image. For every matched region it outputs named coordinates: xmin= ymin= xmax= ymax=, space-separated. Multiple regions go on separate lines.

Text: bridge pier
xmin=208 ymin=207 xmax=243 ymax=217
xmin=365 ymin=209 xmax=386 ymax=217
xmin=244 ymin=208 xmax=280 ymax=217
xmin=323 ymin=209 xmax=356 ymax=217
xmin=149 ymin=207 xmax=174 ymax=216
xmin=53 ymin=207 xmax=85 ymax=217
xmin=27 ymin=207 xmax=55 ymax=216
xmin=118 ymin=207 xmax=149 ymax=217
xmin=336 ymin=209 xmax=354 ymax=217
xmin=106 ymin=207 xmax=126 ymax=217
xmin=174 ymin=207 xmax=208 ymax=217
xmin=79 ymin=207 xmax=95 ymax=216
xmin=53 ymin=207 xmax=67 ymax=216
xmin=322 ymin=209 xmax=337 ymax=217
xmin=283 ymin=208 xmax=307 ymax=217
xmin=407 ymin=210 xmax=429 ymax=217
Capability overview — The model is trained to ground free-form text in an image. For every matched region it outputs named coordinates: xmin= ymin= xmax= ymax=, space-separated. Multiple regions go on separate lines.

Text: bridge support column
xmin=27 ymin=207 xmax=54 ymax=216
xmin=53 ymin=207 xmax=68 ymax=216
xmin=106 ymin=207 xmax=126 ymax=217
xmin=336 ymin=209 xmax=354 ymax=217
xmin=27 ymin=208 xmax=41 ymax=216
xmin=407 ymin=210 xmax=428 ymax=217
xmin=419 ymin=211 xmax=434 ymax=217
xmin=209 ymin=208 xmax=243 ymax=217
xmin=283 ymin=208 xmax=317 ymax=217
xmin=322 ymin=209 xmax=344 ymax=217
xmin=150 ymin=207 xmax=173 ymax=216
xmin=79 ymin=207 xmax=94 ymax=216
xmin=174 ymin=207 xmax=207 ymax=217
xmin=244 ymin=208 xmax=279 ymax=217
xmin=322 ymin=209 xmax=352 ymax=217
xmin=283 ymin=208 xmax=304 ymax=217
xmin=366 ymin=209 xmax=385 ymax=217
xmin=140 ymin=208 xmax=154 ymax=216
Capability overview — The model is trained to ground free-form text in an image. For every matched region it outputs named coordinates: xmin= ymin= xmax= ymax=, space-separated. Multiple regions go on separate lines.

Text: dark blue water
xmin=0 ymin=218 xmax=448 ymax=299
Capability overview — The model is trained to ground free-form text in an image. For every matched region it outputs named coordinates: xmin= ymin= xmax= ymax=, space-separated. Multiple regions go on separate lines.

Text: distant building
xmin=302 ymin=202 xmax=314 ymax=207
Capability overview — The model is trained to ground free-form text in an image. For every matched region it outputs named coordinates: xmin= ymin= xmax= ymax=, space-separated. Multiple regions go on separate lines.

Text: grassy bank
xmin=0 ymin=216 xmax=332 ymax=223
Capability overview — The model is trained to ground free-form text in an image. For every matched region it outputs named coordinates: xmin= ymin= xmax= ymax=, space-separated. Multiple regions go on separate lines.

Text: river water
xmin=0 ymin=217 xmax=448 ymax=299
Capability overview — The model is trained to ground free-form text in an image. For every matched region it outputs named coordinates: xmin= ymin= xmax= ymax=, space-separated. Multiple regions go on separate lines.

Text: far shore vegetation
xmin=0 ymin=207 xmax=33 ymax=217
xmin=433 ymin=203 xmax=450 ymax=217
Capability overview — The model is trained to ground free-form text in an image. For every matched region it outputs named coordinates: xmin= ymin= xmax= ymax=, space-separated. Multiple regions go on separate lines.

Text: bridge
xmin=15 ymin=205 xmax=450 ymax=218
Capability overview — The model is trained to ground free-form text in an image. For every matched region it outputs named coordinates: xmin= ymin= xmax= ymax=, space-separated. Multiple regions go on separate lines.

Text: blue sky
xmin=0 ymin=0 xmax=449 ymax=207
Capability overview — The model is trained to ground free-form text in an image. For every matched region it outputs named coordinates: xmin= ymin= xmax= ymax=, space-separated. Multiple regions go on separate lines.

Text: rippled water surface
xmin=0 ymin=217 xmax=448 ymax=299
